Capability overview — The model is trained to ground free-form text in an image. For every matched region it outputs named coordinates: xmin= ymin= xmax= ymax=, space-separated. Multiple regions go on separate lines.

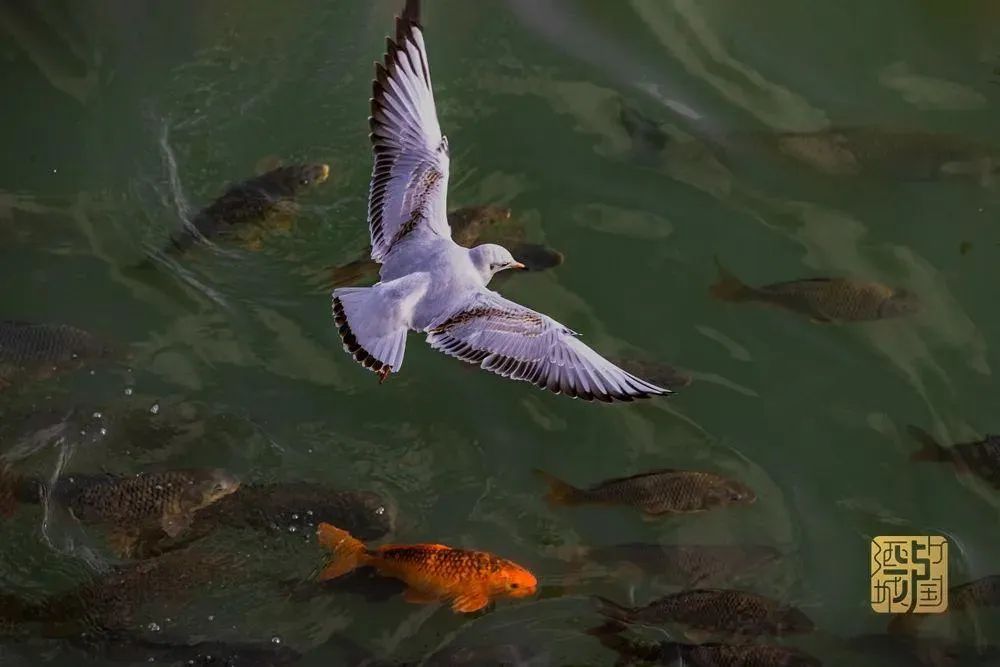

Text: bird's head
xmin=469 ymin=243 xmax=525 ymax=283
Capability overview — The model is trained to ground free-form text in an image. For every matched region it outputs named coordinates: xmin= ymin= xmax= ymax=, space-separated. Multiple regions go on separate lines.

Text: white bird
xmin=331 ymin=0 xmax=668 ymax=402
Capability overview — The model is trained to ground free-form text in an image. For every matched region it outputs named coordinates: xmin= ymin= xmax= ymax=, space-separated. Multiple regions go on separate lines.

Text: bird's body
xmin=331 ymin=0 xmax=666 ymax=401
xmin=377 ymin=237 xmax=476 ymax=330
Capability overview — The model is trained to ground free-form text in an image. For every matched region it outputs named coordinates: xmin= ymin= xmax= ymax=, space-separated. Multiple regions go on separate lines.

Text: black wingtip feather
xmin=332 ymin=296 xmax=389 ymax=378
xmin=402 ymin=0 xmax=421 ymax=25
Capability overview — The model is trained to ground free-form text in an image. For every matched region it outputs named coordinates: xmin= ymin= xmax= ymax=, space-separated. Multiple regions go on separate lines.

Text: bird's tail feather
xmin=332 ymin=283 xmax=414 ymax=379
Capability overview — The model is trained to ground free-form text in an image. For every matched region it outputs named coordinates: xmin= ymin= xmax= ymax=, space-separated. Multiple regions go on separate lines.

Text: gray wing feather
xmin=368 ymin=11 xmax=450 ymax=263
xmin=425 ymin=290 xmax=669 ymax=402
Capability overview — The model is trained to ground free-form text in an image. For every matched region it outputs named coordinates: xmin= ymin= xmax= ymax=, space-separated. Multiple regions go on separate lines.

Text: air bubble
xmin=92 ymin=411 xmax=102 ymax=419
xmin=271 ymin=636 xmax=281 ymax=645
xmin=149 ymin=403 xmax=160 ymax=415
xmin=147 ymin=622 xmax=160 ymax=632
xmin=124 ymin=387 xmax=133 ymax=396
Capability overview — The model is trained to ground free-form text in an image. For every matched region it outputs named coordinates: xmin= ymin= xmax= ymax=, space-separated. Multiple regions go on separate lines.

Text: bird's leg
xmin=378 ymin=366 xmax=392 ymax=384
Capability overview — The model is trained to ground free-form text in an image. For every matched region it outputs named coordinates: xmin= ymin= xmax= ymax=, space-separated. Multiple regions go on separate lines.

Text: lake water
xmin=1 ymin=0 xmax=999 ymax=665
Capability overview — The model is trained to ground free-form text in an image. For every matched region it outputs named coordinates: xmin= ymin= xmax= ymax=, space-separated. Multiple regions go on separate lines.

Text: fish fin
xmin=265 ymin=200 xmax=300 ymax=234
xmin=709 ymin=257 xmax=753 ymax=302
xmin=592 ymin=595 xmax=633 ymax=623
xmin=107 ymin=528 xmax=140 ymax=558
xmin=316 ymin=522 xmax=369 ymax=581
xmin=238 ymin=234 xmax=265 ymax=252
xmin=409 ymin=543 xmax=450 ymax=550
xmin=907 ymin=426 xmax=950 ymax=463
xmin=402 ymin=587 xmax=440 ymax=605
xmin=451 ymin=592 xmax=490 ymax=613
xmin=533 ymin=469 xmax=582 ymax=507
xmin=161 ymin=511 xmax=192 ymax=538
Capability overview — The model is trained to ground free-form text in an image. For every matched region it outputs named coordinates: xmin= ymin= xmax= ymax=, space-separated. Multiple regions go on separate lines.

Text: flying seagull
xmin=331 ymin=0 xmax=668 ymax=402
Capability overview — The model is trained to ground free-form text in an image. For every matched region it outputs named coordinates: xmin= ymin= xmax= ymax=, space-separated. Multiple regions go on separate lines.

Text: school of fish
xmin=2 ymin=0 xmax=998 ymax=665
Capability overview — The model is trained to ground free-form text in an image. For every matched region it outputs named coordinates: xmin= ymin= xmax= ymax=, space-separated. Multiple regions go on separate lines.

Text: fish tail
xmin=907 ymin=426 xmax=950 ymax=463
xmin=316 ymin=522 xmax=370 ymax=581
xmin=709 ymin=256 xmax=753 ymax=302
xmin=534 ymin=469 xmax=583 ymax=507
xmin=591 ymin=595 xmax=633 ymax=625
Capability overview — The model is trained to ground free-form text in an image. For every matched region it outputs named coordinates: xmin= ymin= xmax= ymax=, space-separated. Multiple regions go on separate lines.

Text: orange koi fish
xmin=316 ymin=523 xmax=537 ymax=613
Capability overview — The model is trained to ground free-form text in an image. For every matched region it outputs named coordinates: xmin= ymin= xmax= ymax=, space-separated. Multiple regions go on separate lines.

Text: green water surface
xmin=1 ymin=1 xmax=999 ymax=664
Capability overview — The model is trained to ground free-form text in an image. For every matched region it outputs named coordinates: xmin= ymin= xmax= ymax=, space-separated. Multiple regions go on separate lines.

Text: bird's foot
xmin=377 ymin=366 xmax=392 ymax=384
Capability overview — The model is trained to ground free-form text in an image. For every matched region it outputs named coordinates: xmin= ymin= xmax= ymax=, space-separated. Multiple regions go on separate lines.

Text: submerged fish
xmin=449 ymin=205 xmax=515 ymax=247
xmin=33 ymin=548 xmax=249 ymax=635
xmin=765 ymin=127 xmax=1000 ymax=184
xmin=3 ymin=467 xmax=239 ymax=555
xmin=584 ymin=543 xmax=780 ymax=587
xmin=536 ymin=468 xmax=755 ymax=516
xmin=53 ymin=469 xmax=238 ymax=536
xmin=710 ymin=260 xmax=920 ymax=323
xmin=328 ymin=205 xmax=562 ymax=287
xmin=316 ymin=522 xmax=537 ymax=613
xmin=594 ymin=589 xmax=814 ymax=639
xmin=908 ymin=426 xmax=1000 ymax=488
xmin=849 ymin=632 xmax=1000 ymax=666
xmin=609 ymin=357 xmax=693 ymax=391
xmin=600 ymin=634 xmax=821 ymax=666
xmin=0 ymin=320 xmax=112 ymax=391
xmin=950 ymin=574 xmax=1000 ymax=609
xmin=619 ymin=101 xmax=669 ymax=155
xmin=164 ymin=162 xmax=329 ymax=255
xmin=888 ymin=574 xmax=1000 ymax=637
xmin=133 ymin=482 xmax=395 ymax=557
xmin=506 ymin=243 xmax=565 ymax=272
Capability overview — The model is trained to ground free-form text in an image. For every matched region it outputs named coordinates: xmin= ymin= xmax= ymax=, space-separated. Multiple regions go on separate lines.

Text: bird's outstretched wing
xmin=368 ymin=0 xmax=451 ymax=263
xmin=425 ymin=290 xmax=669 ymax=402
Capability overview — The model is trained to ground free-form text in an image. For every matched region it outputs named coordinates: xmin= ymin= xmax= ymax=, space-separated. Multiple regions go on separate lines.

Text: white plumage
xmin=331 ymin=0 xmax=668 ymax=402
